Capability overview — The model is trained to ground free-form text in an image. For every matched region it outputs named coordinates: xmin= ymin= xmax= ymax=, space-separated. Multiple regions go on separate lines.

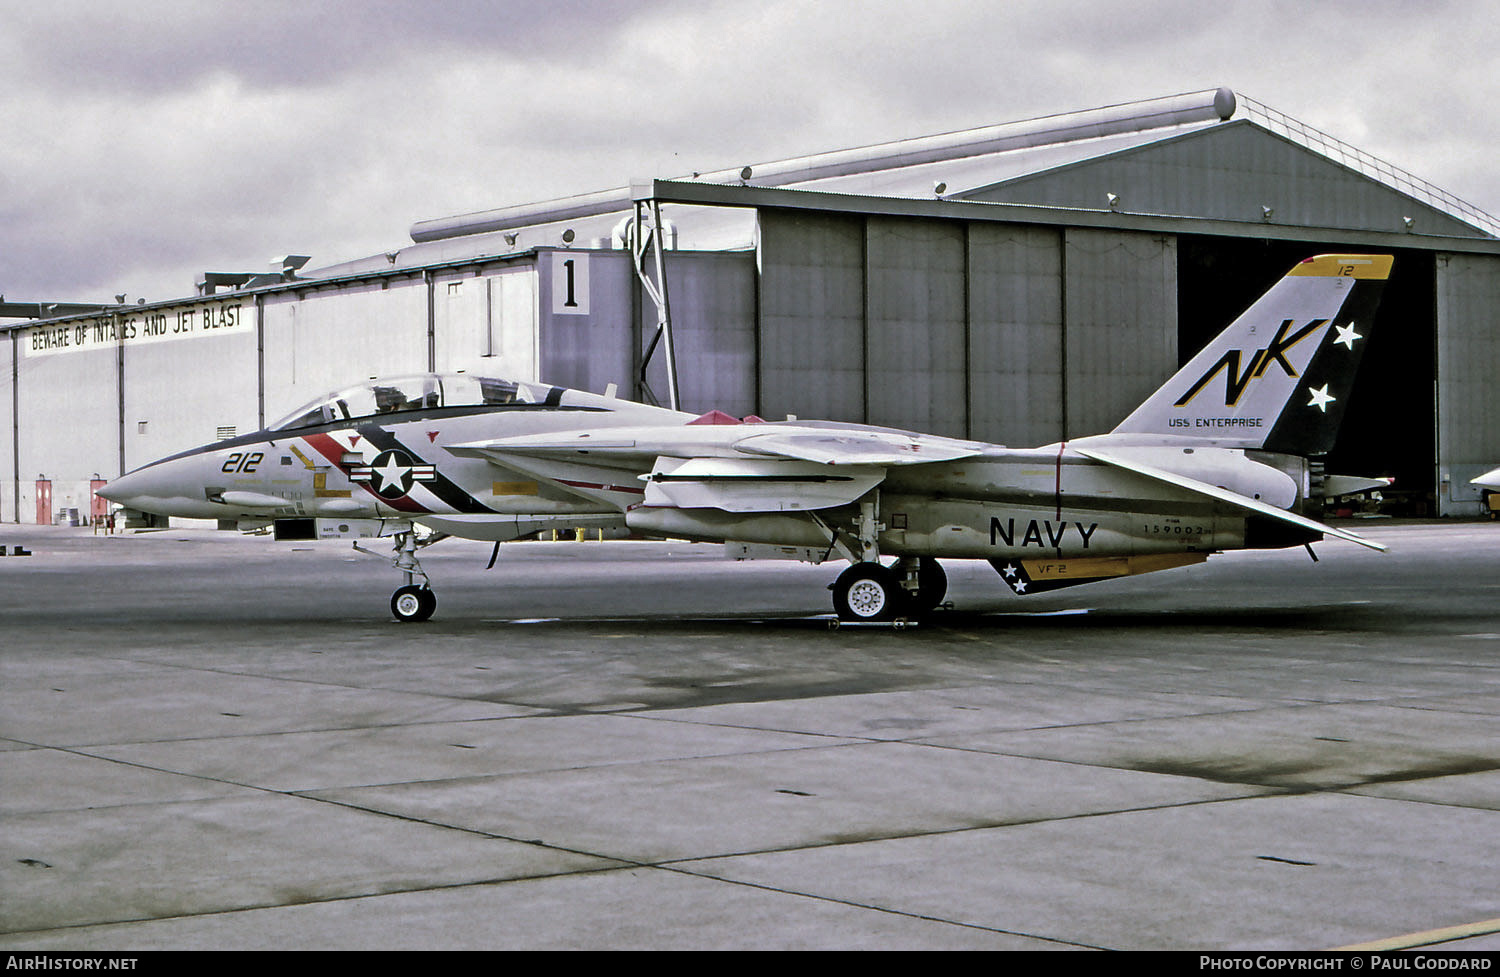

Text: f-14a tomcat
xmin=102 ymin=253 xmax=1392 ymax=623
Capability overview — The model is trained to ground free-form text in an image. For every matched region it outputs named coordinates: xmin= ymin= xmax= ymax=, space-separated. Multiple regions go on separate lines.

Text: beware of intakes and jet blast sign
xmin=24 ymin=302 xmax=249 ymax=357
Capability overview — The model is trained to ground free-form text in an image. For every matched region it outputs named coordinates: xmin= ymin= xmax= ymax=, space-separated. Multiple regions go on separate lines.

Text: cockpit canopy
xmin=269 ymin=374 xmax=554 ymax=431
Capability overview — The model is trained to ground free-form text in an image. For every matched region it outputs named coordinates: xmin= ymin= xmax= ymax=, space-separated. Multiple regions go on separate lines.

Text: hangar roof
xmin=281 ymin=88 xmax=1500 ymax=285
xmin=772 ymin=95 xmax=1498 ymax=241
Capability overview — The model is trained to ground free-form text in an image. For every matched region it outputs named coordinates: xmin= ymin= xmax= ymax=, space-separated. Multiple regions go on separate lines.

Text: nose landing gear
xmin=354 ymin=525 xmax=446 ymax=623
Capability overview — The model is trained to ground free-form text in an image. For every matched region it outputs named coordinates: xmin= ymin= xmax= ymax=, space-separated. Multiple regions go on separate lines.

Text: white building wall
xmin=120 ymin=299 xmax=260 ymax=473
xmin=433 ymin=262 xmax=539 ymax=380
xmin=16 ymin=339 xmax=117 ymax=524
xmin=261 ymin=281 xmax=429 ymax=423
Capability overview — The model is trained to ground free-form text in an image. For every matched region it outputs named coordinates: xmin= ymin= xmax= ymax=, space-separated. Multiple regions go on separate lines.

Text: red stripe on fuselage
xmin=302 ymin=432 xmax=348 ymax=468
xmin=300 ymin=432 xmax=427 ymax=512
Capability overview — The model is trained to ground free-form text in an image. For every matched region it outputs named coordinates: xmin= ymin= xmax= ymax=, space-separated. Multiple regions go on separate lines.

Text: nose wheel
xmin=391 ymin=584 xmax=437 ymax=623
xmin=355 ymin=525 xmax=446 ymax=622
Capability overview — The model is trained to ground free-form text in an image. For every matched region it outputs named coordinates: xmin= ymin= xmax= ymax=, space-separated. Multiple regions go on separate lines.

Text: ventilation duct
xmin=409 ymin=88 xmax=1236 ymax=244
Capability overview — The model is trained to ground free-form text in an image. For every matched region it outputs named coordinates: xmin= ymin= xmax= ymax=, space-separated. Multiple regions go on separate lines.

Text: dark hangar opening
xmin=1177 ymin=237 xmax=1436 ymax=512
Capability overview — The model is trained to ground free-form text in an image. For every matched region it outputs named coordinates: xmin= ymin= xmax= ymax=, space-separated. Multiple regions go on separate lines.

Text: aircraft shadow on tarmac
xmin=476 ymin=601 xmax=1403 ymax=634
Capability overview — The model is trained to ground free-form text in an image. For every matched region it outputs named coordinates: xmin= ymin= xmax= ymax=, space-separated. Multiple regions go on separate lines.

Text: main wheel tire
xmin=392 ymin=585 xmax=436 ymax=623
xmin=833 ymin=562 xmax=903 ymax=622
xmin=912 ymin=557 xmax=948 ymax=614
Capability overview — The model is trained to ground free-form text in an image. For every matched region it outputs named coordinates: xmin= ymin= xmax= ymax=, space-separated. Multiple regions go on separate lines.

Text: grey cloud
xmin=7 ymin=0 xmax=709 ymax=94
xmin=3 ymin=0 xmax=1497 ymax=306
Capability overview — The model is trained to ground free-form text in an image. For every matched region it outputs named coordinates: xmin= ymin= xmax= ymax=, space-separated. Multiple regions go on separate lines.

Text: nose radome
xmin=95 ymin=473 xmax=132 ymax=502
xmin=97 ymin=465 xmax=167 ymax=506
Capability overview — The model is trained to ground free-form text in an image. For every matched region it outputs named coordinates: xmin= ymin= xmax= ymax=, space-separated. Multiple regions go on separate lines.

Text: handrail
xmin=1237 ymin=94 xmax=1499 ymax=239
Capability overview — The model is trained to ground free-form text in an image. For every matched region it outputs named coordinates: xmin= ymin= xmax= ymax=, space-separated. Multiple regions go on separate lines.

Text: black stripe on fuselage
xmin=126 ymin=403 xmax=609 ymax=473
xmin=353 ymin=423 xmax=494 ymax=514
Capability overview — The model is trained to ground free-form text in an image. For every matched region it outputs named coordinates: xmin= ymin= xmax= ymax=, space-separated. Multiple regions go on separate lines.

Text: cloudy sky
xmin=3 ymin=0 xmax=1496 ymax=305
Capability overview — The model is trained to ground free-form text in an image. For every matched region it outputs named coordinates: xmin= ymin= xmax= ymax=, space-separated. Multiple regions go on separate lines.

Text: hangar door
xmin=756 ymin=208 xmax=1075 ymax=446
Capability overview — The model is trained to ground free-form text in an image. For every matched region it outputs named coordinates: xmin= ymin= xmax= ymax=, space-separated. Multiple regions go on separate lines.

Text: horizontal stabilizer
xmin=1075 ymin=445 xmax=1386 ymax=552
xmin=1472 ymin=467 xmax=1500 ymax=491
xmin=1322 ymin=474 xmax=1393 ymax=498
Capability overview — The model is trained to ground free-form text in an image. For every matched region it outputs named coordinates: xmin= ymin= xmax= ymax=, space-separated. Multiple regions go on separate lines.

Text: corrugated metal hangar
xmin=4 ymin=87 xmax=1498 ymax=525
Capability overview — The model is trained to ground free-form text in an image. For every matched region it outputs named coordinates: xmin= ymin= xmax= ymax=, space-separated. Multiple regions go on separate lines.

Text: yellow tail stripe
xmin=1287 ymin=254 xmax=1394 ymax=280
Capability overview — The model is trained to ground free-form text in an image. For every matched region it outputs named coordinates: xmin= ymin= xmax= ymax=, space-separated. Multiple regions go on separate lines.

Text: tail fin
xmin=1112 ymin=254 xmax=1392 ymax=454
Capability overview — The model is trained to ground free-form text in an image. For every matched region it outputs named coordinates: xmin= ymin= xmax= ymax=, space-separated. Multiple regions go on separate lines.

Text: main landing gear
xmin=819 ymin=496 xmax=947 ymax=624
xmin=831 ymin=557 xmax=947 ymax=623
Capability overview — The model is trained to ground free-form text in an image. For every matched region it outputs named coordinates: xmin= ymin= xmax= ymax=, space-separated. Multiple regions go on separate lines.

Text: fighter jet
xmin=102 ymin=253 xmax=1393 ymax=623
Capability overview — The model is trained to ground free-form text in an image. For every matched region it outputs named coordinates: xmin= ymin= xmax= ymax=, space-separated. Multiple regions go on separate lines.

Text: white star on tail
xmin=1333 ymin=322 xmax=1361 ymax=350
xmin=1307 ymin=385 xmax=1336 ymax=413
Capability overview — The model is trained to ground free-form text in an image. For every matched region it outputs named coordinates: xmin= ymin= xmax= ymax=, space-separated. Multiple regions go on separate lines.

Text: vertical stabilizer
xmin=1111 ymin=254 xmax=1392 ymax=454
